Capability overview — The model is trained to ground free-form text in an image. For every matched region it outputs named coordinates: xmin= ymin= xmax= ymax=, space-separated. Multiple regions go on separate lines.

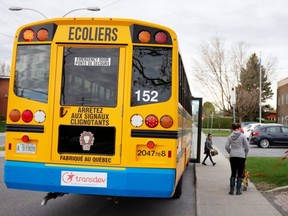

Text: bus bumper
xmin=4 ymin=161 xmax=175 ymax=198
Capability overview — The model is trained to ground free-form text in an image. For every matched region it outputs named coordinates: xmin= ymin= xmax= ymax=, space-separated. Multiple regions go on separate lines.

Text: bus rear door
xmin=51 ymin=45 xmax=126 ymax=165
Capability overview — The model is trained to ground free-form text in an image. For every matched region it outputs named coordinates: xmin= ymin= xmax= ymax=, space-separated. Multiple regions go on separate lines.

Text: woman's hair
xmin=207 ymin=133 xmax=212 ymax=137
xmin=232 ymin=123 xmax=241 ymax=130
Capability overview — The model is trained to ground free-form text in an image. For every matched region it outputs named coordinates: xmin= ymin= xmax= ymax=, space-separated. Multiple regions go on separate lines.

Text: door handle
xmin=60 ymin=107 xmax=68 ymax=117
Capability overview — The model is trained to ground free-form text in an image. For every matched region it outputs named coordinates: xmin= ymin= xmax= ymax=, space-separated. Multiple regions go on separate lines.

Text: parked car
xmin=250 ymin=124 xmax=287 ymax=148
xmin=243 ymin=123 xmax=264 ymax=140
xmin=241 ymin=121 xmax=258 ymax=129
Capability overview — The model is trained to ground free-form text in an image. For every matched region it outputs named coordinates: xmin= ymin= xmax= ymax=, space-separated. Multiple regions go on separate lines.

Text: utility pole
xmin=231 ymin=87 xmax=236 ymax=123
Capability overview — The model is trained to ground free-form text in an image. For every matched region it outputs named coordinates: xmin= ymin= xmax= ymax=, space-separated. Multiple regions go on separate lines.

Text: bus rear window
xmin=61 ymin=47 xmax=119 ymax=107
xmin=14 ymin=45 xmax=50 ymax=103
xmin=131 ymin=47 xmax=172 ymax=106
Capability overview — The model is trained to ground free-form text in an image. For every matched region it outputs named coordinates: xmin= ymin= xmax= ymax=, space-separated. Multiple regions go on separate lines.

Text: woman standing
xmin=202 ymin=133 xmax=216 ymax=166
xmin=225 ymin=123 xmax=249 ymax=195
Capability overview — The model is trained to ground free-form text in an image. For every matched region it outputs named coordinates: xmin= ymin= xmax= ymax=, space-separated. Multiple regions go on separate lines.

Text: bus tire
xmin=172 ymin=176 xmax=183 ymax=199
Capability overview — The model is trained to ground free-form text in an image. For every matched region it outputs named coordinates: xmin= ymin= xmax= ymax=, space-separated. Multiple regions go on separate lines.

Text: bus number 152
xmin=135 ymin=90 xmax=158 ymax=102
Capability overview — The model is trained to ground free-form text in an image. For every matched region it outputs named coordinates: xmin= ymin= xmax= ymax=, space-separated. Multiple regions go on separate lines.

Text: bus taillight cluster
xmin=22 ymin=28 xmax=49 ymax=42
xmin=138 ymin=30 xmax=168 ymax=44
xmin=9 ymin=109 xmax=46 ymax=123
xmin=131 ymin=114 xmax=173 ymax=129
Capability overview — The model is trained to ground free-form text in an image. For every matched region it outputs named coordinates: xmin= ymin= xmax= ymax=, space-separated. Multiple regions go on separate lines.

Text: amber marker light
xmin=138 ymin=30 xmax=151 ymax=43
xmin=160 ymin=115 xmax=173 ymax=128
xmin=37 ymin=28 xmax=49 ymax=41
xmin=23 ymin=29 xmax=35 ymax=41
xmin=9 ymin=109 xmax=21 ymax=122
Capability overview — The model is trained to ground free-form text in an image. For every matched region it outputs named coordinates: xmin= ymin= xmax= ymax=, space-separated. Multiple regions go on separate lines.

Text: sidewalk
xmin=196 ymin=135 xmax=281 ymax=216
xmin=0 ymin=132 xmax=5 ymax=158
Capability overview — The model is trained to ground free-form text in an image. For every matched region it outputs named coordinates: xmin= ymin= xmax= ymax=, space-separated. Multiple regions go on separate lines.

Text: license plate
xmin=16 ymin=143 xmax=36 ymax=154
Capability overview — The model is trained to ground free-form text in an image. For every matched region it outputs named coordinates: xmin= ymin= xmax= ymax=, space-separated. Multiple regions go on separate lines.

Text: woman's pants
xmin=229 ymin=157 xmax=246 ymax=178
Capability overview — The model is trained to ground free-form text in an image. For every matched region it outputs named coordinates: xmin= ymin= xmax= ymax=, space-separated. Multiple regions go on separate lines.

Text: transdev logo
xmin=61 ymin=171 xmax=107 ymax=188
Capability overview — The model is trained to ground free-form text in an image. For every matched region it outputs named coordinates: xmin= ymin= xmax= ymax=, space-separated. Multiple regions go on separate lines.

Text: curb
xmin=265 ymin=185 xmax=288 ymax=193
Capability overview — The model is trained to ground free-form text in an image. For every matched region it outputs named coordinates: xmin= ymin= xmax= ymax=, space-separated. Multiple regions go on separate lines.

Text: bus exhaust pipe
xmin=41 ymin=192 xmax=66 ymax=205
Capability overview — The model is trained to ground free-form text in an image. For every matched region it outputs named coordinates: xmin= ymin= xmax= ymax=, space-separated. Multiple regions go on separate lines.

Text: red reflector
xmin=22 ymin=110 xmax=33 ymax=123
xmin=145 ymin=115 xmax=158 ymax=128
xmin=21 ymin=135 xmax=30 ymax=143
xmin=168 ymin=151 xmax=172 ymax=158
xmin=37 ymin=29 xmax=49 ymax=41
xmin=155 ymin=32 xmax=167 ymax=44
xmin=23 ymin=29 xmax=35 ymax=42
xmin=138 ymin=31 xmax=151 ymax=43
xmin=9 ymin=143 xmax=12 ymax=150
xmin=146 ymin=141 xmax=155 ymax=149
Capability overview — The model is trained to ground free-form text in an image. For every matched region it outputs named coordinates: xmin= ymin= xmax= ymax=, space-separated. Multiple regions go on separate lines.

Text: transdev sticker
xmin=61 ymin=171 xmax=107 ymax=187
xmin=74 ymin=57 xmax=111 ymax=66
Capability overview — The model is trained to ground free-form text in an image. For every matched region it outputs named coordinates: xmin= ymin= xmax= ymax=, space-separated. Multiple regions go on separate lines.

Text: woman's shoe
xmin=213 ymin=163 xmax=216 ymax=166
xmin=202 ymin=162 xmax=207 ymax=165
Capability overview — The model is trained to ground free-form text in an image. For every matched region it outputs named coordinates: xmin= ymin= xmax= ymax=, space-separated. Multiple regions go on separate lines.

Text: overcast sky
xmin=1 ymin=0 xmax=287 ymax=106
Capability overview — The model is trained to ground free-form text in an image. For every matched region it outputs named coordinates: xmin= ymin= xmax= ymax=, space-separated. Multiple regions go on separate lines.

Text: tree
xmin=0 ymin=62 xmax=10 ymax=76
xmin=237 ymin=53 xmax=273 ymax=121
xmin=203 ymin=101 xmax=215 ymax=118
xmin=193 ymin=36 xmax=248 ymax=113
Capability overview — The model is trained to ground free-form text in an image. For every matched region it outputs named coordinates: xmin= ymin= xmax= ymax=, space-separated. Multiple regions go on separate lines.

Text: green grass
xmin=202 ymin=128 xmax=231 ymax=137
xmin=0 ymin=121 xmax=6 ymax=132
xmin=0 ymin=146 xmax=5 ymax=151
xmin=246 ymin=157 xmax=288 ymax=191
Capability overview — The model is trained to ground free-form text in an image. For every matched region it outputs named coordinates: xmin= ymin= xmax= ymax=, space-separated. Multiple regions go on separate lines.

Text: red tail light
xmin=22 ymin=110 xmax=33 ymax=123
xmin=145 ymin=114 xmax=158 ymax=128
xmin=252 ymin=131 xmax=259 ymax=137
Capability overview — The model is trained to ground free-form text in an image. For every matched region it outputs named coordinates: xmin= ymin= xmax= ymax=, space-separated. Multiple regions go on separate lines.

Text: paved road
xmin=214 ymin=136 xmax=287 ymax=158
xmin=0 ymin=158 xmax=196 ymax=216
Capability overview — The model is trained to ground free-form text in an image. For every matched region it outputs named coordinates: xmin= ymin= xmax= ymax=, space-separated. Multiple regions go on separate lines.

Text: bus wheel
xmin=172 ymin=176 xmax=183 ymax=199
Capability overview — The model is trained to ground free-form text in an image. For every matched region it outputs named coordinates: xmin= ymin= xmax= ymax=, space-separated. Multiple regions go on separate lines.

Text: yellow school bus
xmin=4 ymin=17 xmax=202 ymax=203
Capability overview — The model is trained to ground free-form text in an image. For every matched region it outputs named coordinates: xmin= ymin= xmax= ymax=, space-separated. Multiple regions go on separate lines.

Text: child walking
xmin=202 ymin=133 xmax=216 ymax=166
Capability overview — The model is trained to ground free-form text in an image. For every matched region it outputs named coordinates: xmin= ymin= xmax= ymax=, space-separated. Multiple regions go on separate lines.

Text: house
xmin=0 ymin=76 xmax=9 ymax=118
xmin=277 ymin=77 xmax=288 ymax=125
xmin=264 ymin=111 xmax=276 ymax=121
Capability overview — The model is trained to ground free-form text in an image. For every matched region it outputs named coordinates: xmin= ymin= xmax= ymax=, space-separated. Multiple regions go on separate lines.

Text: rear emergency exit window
xmin=61 ymin=47 xmax=120 ymax=107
